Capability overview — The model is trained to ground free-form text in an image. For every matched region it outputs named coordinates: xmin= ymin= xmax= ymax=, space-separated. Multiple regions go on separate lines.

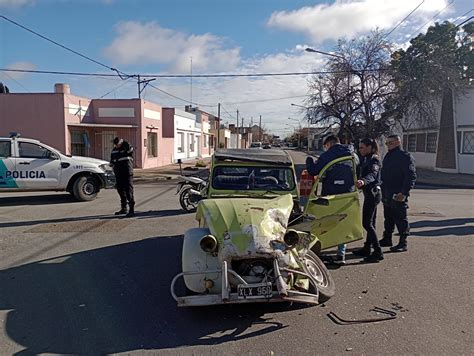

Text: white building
xmin=402 ymin=89 xmax=474 ymax=174
xmin=162 ymin=108 xmax=201 ymax=162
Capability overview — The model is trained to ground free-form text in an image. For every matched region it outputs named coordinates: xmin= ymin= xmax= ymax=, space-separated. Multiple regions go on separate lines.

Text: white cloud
xmin=103 ymin=21 xmax=241 ymax=73
xmin=0 ymin=0 xmax=34 ymax=7
xmin=4 ymin=61 xmax=36 ymax=80
xmin=267 ymin=0 xmax=451 ymax=43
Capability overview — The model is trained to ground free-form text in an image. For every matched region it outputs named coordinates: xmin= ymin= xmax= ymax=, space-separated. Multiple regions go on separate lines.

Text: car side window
xmin=18 ymin=142 xmax=51 ymax=159
xmin=0 ymin=141 xmax=11 ymax=158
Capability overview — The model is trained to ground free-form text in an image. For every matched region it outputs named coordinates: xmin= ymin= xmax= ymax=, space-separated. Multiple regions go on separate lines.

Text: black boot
xmin=364 ymin=248 xmax=384 ymax=263
xmin=390 ymin=234 xmax=408 ymax=252
xmin=115 ymin=207 xmax=128 ymax=215
xmin=126 ymin=203 xmax=135 ymax=217
xmin=379 ymin=232 xmax=393 ymax=247
xmin=353 ymin=243 xmax=371 ymax=257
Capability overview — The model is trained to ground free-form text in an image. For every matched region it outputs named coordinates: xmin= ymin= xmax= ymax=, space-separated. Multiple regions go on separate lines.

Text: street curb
xmin=415 ymin=181 xmax=474 ymax=189
xmin=133 ymin=176 xmax=174 ymax=184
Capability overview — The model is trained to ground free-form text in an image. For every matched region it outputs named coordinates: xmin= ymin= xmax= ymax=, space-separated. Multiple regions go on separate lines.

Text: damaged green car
xmin=171 ymin=149 xmax=363 ymax=306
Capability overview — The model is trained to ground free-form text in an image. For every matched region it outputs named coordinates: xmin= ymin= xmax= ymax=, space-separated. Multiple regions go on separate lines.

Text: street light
xmin=291 ymin=103 xmax=314 ymax=153
xmin=287 ymin=118 xmax=301 ymax=149
xmin=305 ymin=47 xmax=351 ymax=144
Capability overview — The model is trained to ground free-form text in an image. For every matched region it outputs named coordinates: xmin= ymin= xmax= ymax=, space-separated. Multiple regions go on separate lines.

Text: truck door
xmin=0 ymin=140 xmax=17 ymax=188
xmin=304 ymin=156 xmax=363 ymax=250
xmin=13 ymin=141 xmax=61 ymax=189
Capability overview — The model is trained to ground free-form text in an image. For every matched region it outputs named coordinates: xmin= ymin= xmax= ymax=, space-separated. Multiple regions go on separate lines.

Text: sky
xmin=0 ymin=0 xmax=472 ymax=137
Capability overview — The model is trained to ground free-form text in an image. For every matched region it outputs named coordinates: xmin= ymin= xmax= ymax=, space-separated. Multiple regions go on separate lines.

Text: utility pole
xmin=137 ymin=75 xmax=156 ymax=99
xmin=259 ymin=115 xmax=262 ymax=142
xmin=236 ymin=109 xmax=239 ymax=149
xmin=217 ymin=103 xmax=221 ymax=150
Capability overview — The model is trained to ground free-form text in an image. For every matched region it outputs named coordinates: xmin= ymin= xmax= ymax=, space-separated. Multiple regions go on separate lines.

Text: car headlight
xmin=99 ymin=163 xmax=113 ymax=173
xmin=200 ymin=234 xmax=218 ymax=253
xmin=283 ymin=229 xmax=300 ymax=248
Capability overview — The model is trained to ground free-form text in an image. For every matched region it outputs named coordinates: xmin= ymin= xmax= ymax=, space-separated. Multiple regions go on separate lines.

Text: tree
xmin=306 ymin=30 xmax=395 ymax=141
xmin=0 ymin=82 xmax=10 ymax=94
xmin=387 ymin=21 xmax=473 ymax=129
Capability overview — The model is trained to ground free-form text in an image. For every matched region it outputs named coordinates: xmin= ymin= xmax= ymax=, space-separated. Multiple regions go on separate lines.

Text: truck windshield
xmin=212 ymin=166 xmax=295 ymax=191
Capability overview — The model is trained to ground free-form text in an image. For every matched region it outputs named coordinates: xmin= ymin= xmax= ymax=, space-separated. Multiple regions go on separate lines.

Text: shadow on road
xmin=0 ymin=236 xmax=300 ymax=354
xmin=0 ymin=194 xmax=79 ymax=206
xmin=410 ymin=218 xmax=474 ymax=237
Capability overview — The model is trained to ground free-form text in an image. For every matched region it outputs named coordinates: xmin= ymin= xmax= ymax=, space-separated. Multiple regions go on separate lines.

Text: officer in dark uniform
xmin=379 ymin=134 xmax=416 ymax=252
xmin=353 ymin=138 xmax=383 ymax=262
xmin=110 ymin=137 xmax=135 ymax=217
xmin=306 ymin=134 xmax=355 ymax=264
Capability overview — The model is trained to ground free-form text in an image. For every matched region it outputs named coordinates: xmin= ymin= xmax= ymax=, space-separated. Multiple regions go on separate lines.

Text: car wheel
xmin=303 ymin=250 xmax=336 ymax=303
xmin=72 ymin=175 xmax=99 ymax=201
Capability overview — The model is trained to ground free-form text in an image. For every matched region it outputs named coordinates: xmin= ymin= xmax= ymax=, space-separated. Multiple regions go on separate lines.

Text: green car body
xmin=171 ymin=149 xmax=363 ymax=307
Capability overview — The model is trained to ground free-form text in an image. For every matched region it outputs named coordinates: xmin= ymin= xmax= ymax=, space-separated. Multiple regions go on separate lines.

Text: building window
xmin=203 ymin=134 xmax=208 ymax=148
xmin=408 ymin=134 xmax=416 ymax=152
xmin=147 ymin=132 xmax=158 ymax=157
xmin=209 ymin=135 xmax=214 ymax=148
xmin=462 ymin=131 xmax=474 ymax=154
xmin=426 ymin=133 xmax=437 ymax=153
xmin=189 ymin=134 xmax=194 ymax=152
xmin=402 ymin=134 xmax=408 ymax=151
xmin=71 ymin=131 xmax=86 ymax=156
xmin=0 ymin=141 xmax=11 ymax=157
xmin=177 ymin=132 xmax=184 ymax=153
xmin=416 ymin=133 xmax=426 ymax=152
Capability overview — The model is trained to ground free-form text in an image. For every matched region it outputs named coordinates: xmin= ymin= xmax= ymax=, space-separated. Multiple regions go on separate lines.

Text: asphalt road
xmin=0 ymin=152 xmax=473 ymax=355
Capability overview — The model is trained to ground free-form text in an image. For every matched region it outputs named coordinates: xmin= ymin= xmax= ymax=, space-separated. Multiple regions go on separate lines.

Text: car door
xmin=304 ymin=156 xmax=363 ymax=250
xmin=0 ymin=139 xmax=18 ymax=188
xmin=14 ymin=141 xmax=61 ymax=189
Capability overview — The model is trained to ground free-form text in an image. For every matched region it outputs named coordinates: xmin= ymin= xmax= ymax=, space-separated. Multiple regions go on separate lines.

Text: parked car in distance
xmin=250 ymin=142 xmax=263 ymax=149
xmin=262 ymin=143 xmax=272 ymax=149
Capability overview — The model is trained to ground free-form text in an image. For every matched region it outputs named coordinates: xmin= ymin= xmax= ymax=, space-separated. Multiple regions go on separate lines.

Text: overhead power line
xmin=147 ymin=83 xmax=215 ymax=108
xmin=384 ymin=0 xmax=425 ymax=39
xmin=405 ymin=0 xmax=455 ymax=39
xmin=0 ymin=67 xmax=390 ymax=79
xmin=0 ymin=15 xmax=132 ymax=79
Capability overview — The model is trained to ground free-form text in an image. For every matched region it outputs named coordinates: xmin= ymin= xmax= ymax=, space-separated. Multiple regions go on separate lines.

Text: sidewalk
xmin=133 ymin=157 xmax=210 ymax=183
xmin=415 ymin=168 xmax=474 ymax=189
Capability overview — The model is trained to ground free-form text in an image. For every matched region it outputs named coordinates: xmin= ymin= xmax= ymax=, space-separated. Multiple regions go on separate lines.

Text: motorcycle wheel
xmin=303 ymin=250 xmax=336 ymax=303
xmin=179 ymin=185 xmax=198 ymax=212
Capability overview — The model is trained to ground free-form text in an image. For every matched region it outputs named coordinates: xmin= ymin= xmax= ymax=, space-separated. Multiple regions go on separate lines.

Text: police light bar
xmin=9 ymin=132 xmax=20 ymax=138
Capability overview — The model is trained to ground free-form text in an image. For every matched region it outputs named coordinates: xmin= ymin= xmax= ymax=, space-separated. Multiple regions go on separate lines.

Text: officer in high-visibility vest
xmin=110 ymin=137 xmax=135 ymax=217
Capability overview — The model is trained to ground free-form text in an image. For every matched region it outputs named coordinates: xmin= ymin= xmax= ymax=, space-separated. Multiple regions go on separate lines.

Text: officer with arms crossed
xmin=379 ymin=134 xmax=416 ymax=252
xmin=110 ymin=137 xmax=135 ymax=217
xmin=306 ymin=134 xmax=355 ymax=264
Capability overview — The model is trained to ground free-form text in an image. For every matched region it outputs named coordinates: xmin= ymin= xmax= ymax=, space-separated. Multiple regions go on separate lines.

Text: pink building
xmin=0 ymin=83 xmax=174 ymax=168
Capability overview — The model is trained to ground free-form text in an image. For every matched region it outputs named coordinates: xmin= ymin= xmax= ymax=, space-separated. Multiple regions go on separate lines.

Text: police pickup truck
xmin=0 ymin=134 xmax=115 ymax=201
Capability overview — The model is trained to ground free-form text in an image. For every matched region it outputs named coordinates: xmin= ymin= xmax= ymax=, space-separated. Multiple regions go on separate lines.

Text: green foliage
xmin=388 ymin=21 xmax=472 ymax=129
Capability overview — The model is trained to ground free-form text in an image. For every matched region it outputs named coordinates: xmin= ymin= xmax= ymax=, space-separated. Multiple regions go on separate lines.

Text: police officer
xmin=110 ymin=137 xmax=135 ymax=217
xmin=353 ymin=138 xmax=383 ymax=262
xmin=379 ymin=135 xmax=416 ymax=252
xmin=306 ymin=134 xmax=355 ymax=264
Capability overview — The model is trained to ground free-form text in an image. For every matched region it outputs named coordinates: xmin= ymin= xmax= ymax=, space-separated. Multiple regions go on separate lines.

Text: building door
xmin=102 ymin=131 xmax=116 ymax=161
xmin=196 ymin=136 xmax=201 ymax=157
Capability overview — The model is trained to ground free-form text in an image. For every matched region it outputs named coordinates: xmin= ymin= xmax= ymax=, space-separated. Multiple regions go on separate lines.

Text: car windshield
xmin=250 ymin=142 xmax=262 ymax=148
xmin=212 ymin=165 xmax=295 ymax=191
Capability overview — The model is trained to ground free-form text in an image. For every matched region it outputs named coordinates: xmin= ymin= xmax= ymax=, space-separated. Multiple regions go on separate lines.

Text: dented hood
xmin=196 ymin=194 xmax=294 ymax=259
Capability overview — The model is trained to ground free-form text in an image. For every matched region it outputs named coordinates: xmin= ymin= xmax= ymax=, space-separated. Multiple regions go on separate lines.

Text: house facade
xmin=0 ymin=83 xmax=174 ymax=168
xmin=401 ymin=89 xmax=474 ymax=174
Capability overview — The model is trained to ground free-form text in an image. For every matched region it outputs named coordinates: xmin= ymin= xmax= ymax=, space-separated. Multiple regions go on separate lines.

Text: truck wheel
xmin=72 ymin=175 xmax=99 ymax=201
xmin=303 ymin=250 xmax=336 ymax=303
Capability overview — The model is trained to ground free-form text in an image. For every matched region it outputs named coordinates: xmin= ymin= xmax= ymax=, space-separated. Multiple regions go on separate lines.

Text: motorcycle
xmin=176 ymin=175 xmax=207 ymax=212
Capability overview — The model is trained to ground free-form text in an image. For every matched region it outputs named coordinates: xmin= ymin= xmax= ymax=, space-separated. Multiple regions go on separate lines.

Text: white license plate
xmin=237 ymin=282 xmax=273 ymax=299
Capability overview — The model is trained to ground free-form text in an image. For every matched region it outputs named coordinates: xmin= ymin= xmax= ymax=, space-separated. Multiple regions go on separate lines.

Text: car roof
xmin=213 ymin=149 xmax=293 ymax=165
xmin=0 ymin=137 xmax=40 ymax=144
